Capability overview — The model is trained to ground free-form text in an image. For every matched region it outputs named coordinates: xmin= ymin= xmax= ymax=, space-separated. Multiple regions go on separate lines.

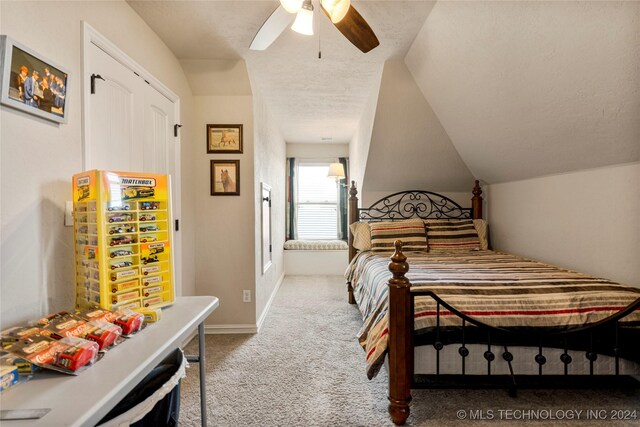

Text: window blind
xmin=296 ymin=164 xmax=338 ymax=240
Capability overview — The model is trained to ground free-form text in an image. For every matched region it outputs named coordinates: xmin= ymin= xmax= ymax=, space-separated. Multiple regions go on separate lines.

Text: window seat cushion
xmin=284 ymin=240 xmax=348 ymax=251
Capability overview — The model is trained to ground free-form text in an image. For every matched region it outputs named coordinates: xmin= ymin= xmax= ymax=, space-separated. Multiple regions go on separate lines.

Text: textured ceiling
xmin=405 ymin=1 xmax=640 ymax=184
xmin=128 ymin=0 xmax=435 ymax=143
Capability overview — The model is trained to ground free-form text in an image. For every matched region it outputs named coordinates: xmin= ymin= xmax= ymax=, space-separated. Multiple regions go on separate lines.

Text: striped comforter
xmin=345 ymin=250 xmax=640 ymax=379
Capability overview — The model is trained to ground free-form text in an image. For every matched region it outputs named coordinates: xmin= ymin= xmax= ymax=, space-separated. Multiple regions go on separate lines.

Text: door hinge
xmin=269 ymin=244 xmax=272 ymax=253
xmin=174 ymin=124 xmax=182 ymax=137
xmin=175 ymin=219 xmax=179 ymax=232
xmin=90 ymin=74 xmax=105 ymax=94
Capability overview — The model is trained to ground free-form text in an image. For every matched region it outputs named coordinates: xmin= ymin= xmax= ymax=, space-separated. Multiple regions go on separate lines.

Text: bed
xmin=345 ymin=181 xmax=640 ymax=425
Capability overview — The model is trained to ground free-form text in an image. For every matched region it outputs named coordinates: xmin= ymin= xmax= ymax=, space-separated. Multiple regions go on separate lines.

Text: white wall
xmin=193 ymin=96 xmax=256 ymax=327
xmin=286 ymin=143 xmax=349 ymax=159
xmin=349 ymin=80 xmax=381 ymax=193
xmin=364 ymin=60 xmax=474 ymax=194
xmin=0 ymin=0 xmax=194 ymax=328
xmin=488 ymin=163 xmax=640 ymax=286
xmin=253 ymin=90 xmax=286 ymax=326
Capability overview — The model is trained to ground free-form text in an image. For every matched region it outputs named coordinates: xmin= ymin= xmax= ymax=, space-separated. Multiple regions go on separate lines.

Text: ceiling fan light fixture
xmin=280 ymin=0 xmax=303 ymax=14
xmin=321 ymin=0 xmax=350 ymax=24
xmin=291 ymin=0 xmax=314 ymax=36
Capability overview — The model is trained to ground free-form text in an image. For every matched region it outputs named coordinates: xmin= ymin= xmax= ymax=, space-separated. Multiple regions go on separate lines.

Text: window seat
xmin=284 ymin=240 xmax=348 ymax=251
xmin=283 ymin=240 xmax=348 ymax=275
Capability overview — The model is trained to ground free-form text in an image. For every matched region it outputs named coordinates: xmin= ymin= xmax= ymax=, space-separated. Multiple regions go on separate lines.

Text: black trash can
xmin=98 ymin=348 xmax=186 ymax=427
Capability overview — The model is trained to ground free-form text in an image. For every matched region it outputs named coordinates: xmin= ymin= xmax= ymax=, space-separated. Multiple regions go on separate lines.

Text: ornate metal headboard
xmin=358 ymin=190 xmax=472 ymax=222
xmin=347 ymin=181 xmax=483 ymax=262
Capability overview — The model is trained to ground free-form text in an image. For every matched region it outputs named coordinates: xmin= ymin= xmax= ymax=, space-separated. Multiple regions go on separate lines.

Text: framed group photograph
xmin=0 ymin=35 xmax=69 ymax=124
xmin=211 ymin=160 xmax=240 ymax=196
xmin=207 ymin=124 xmax=243 ymax=153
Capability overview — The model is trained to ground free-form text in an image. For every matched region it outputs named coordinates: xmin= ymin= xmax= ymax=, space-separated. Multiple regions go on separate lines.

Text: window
xmin=296 ymin=163 xmax=338 ymax=240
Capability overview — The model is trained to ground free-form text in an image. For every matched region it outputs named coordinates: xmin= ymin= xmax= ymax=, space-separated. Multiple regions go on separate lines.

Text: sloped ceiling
xmin=405 ymin=1 xmax=640 ymax=184
xmin=364 ymin=60 xmax=474 ymax=192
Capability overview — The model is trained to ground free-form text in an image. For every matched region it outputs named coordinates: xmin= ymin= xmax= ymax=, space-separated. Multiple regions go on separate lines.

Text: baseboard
xmin=256 ymin=272 xmax=285 ymax=333
xmin=204 ymin=324 xmax=258 ymax=334
xmin=202 ymin=272 xmax=285 ymax=335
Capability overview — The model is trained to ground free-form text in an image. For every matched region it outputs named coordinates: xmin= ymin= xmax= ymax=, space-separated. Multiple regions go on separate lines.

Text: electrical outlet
xmin=242 ymin=290 xmax=251 ymax=303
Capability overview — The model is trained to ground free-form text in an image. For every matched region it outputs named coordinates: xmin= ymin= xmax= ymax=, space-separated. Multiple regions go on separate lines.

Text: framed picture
xmin=207 ymin=124 xmax=243 ymax=153
xmin=211 ymin=160 xmax=240 ymax=196
xmin=0 ymin=35 xmax=69 ymax=124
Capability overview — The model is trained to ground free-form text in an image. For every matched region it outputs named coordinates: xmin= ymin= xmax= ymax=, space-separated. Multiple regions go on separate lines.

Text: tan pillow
xmin=370 ymin=219 xmax=428 ymax=252
xmin=349 ymin=221 xmax=371 ymax=251
xmin=473 ymin=219 xmax=489 ymax=250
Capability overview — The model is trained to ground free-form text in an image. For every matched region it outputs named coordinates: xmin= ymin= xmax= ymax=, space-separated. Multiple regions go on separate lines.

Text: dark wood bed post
xmin=472 ymin=180 xmax=483 ymax=220
xmin=347 ymin=181 xmax=359 ymax=304
xmin=387 ymin=240 xmax=413 ymax=425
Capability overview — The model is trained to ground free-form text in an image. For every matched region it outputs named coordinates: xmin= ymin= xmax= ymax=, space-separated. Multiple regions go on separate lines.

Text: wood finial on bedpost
xmin=387 ymin=240 xmax=413 ymax=425
xmin=472 ymin=180 xmax=483 ymax=220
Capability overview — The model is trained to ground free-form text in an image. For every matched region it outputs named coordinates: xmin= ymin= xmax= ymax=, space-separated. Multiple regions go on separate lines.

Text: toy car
xmin=77 ymin=225 xmax=89 ymax=234
xmin=139 ymin=214 xmax=156 ymax=222
xmin=139 ymin=235 xmax=157 ymax=243
xmin=108 ymin=213 xmax=133 ymax=223
xmin=54 ymin=337 xmax=99 ymax=371
xmin=84 ymin=322 xmax=122 ymax=350
xmin=139 ymin=225 xmax=158 ymax=232
xmin=150 ymin=247 xmax=165 ymax=255
xmin=111 ymin=261 xmax=133 ymax=270
xmin=110 ymin=236 xmax=134 ymax=246
xmin=113 ymin=311 xmax=144 ymax=335
xmin=140 ymin=202 xmax=159 ymax=210
xmin=141 ymin=256 xmax=159 ymax=265
xmin=109 ymin=225 xmax=136 ymax=234
xmin=107 ymin=204 xmax=130 ymax=211
xmin=110 ymin=249 xmax=133 ymax=258
xmin=122 ymin=187 xmax=155 ymax=199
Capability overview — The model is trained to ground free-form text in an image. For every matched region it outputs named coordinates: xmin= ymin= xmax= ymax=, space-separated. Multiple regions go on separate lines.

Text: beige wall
xmin=488 ymin=163 xmax=640 ymax=286
xmin=0 ymin=0 xmax=195 ymax=328
xmin=253 ymin=91 xmax=286 ymax=325
xmin=193 ymin=96 xmax=256 ymax=326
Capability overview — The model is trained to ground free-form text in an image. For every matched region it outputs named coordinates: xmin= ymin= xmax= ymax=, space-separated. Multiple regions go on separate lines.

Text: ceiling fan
xmin=250 ymin=0 xmax=379 ymax=53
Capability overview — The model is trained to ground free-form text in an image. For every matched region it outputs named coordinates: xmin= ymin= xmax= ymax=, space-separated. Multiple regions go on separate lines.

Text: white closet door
xmin=86 ymin=40 xmax=182 ymax=293
xmin=86 ymin=43 xmax=145 ymax=171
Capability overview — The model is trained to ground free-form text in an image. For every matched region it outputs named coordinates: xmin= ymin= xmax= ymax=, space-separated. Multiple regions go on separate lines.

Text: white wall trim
xmin=257 ymin=272 xmax=285 ymax=333
xmin=205 ymin=324 xmax=258 ymax=334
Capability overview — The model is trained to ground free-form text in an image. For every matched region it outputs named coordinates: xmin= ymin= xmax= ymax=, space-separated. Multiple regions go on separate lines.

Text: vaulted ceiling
xmin=129 ymin=1 xmax=639 ymax=189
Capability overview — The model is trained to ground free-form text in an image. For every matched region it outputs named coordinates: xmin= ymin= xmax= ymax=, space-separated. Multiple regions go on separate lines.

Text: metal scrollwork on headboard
xmin=359 ymin=191 xmax=472 ymax=221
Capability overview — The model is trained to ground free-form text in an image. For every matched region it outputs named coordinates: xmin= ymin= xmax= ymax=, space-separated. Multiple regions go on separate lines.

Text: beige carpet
xmin=180 ymin=276 xmax=639 ymax=426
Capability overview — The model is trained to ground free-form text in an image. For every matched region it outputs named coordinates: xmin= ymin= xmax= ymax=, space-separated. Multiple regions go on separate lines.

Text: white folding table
xmin=0 ymin=296 xmax=218 ymax=427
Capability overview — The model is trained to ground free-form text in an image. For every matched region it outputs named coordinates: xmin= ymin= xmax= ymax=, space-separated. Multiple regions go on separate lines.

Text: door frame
xmin=81 ymin=22 xmax=183 ymax=294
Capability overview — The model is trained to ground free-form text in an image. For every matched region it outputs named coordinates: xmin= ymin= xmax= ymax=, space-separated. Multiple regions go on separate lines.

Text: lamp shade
xmin=291 ymin=0 xmax=314 ymax=35
xmin=327 ymin=163 xmax=345 ymax=180
xmin=280 ymin=0 xmax=303 ymax=14
xmin=321 ymin=0 xmax=350 ymax=24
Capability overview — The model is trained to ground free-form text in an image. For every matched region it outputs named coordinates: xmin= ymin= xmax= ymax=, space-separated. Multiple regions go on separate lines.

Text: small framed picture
xmin=211 ymin=160 xmax=240 ymax=196
xmin=207 ymin=124 xmax=243 ymax=153
xmin=0 ymin=35 xmax=69 ymax=124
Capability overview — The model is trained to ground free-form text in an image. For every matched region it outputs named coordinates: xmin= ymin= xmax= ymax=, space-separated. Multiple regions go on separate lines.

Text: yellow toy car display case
xmin=73 ymin=170 xmax=175 ymax=311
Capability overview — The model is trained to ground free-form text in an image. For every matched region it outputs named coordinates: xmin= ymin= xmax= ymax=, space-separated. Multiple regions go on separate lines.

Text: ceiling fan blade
xmin=250 ymin=5 xmax=294 ymax=51
xmin=323 ymin=4 xmax=380 ymax=53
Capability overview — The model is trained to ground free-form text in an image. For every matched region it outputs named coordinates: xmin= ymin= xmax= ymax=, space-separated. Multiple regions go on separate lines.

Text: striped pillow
xmin=425 ymin=219 xmax=481 ymax=252
xmin=370 ymin=219 xmax=428 ymax=252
